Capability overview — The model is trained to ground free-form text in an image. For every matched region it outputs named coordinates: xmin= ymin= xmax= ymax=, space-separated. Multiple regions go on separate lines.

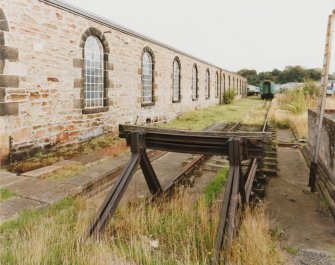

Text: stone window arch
xmin=0 ymin=8 xmax=20 ymax=117
xmin=215 ymin=72 xmax=219 ymax=98
xmin=75 ymin=27 xmax=111 ymax=114
xmin=240 ymin=79 xmax=242 ymax=95
xmin=192 ymin=64 xmax=198 ymax=100
xmin=205 ymin=69 xmax=210 ymax=99
xmin=172 ymin=56 xmax=181 ymax=102
xmin=140 ymin=47 xmax=156 ymax=106
xmin=228 ymin=76 xmax=231 ymax=91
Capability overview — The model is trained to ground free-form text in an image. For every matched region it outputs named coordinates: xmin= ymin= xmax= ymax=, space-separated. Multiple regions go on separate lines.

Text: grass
xmin=0 ymin=161 xmax=282 ymax=265
xmin=0 ymin=188 xmax=15 ymax=202
xmin=203 ymin=166 xmax=228 ymax=205
xmin=45 ymin=164 xmax=87 ymax=180
xmin=159 ymin=96 xmax=265 ymax=130
xmin=269 ymin=82 xmax=335 ymax=139
xmin=0 ymin=97 xmax=283 ymax=264
xmin=7 ymin=134 xmax=126 ymax=173
xmin=229 ymin=206 xmax=283 ymax=265
xmin=284 ymin=245 xmax=299 ymax=255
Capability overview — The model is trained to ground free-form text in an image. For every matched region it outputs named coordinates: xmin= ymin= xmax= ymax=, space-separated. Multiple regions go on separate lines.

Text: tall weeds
xmin=229 ymin=206 xmax=283 ymax=265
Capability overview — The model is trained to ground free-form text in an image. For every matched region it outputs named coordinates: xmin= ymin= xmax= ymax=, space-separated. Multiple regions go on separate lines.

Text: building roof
xmin=39 ymin=0 xmax=239 ymax=75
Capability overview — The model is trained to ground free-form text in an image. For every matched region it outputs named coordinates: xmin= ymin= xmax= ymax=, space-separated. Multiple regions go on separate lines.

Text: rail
xmin=85 ymin=124 xmax=271 ymax=239
xmin=212 ymin=100 xmax=273 ymax=264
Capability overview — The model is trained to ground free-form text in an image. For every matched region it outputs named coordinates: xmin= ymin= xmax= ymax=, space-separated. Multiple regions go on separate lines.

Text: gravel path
xmin=284 ymin=249 xmax=335 ymax=265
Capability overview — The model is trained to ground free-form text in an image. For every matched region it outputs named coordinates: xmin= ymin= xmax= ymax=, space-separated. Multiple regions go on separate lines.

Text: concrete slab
xmin=22 ymin=165 xmax=62 ymax=178
xmin=53 ymin=159 xmax=82 ymax=167
xmin=70 ymin=153 xmax=105 ymax=164
xmin=5 ymin=177 xmax=61 ymax=199
xmin=0 ymin=172 xmax=23 ymax=188
xmin=65 ymin=155 xmax=129 ymax=189
xmin=0 ymin=196 xmax=47 ymax=222
xmin=267 ymin=130 xmax=335 ymax=252
xmin=277 ymin=129 xmax=295 ymax=143
xmin=38 ymin=184 xmax=81 ymax=204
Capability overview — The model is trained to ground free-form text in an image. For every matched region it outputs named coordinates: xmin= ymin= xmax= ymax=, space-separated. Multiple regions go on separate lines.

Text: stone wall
xmin=308 ymin=109 xmax=335 ymax=216
xmin=0 ymin=0 xmax=247 ymax=162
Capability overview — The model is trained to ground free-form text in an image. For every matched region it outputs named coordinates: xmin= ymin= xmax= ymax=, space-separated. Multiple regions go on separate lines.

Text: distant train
xmin=260 ymin=80 xmax=275 ymax=99
xmin=327 ymin=81 xmax=334 ymax=96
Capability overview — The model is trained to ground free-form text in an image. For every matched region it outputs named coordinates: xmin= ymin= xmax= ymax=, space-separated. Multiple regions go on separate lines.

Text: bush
xmin=302 ymin=78 xmax=319 ymax=96
xmin=223 ymin=89 xmax=236 ymax=104
xmin=278 ymin=88 xmax=308 ymax=115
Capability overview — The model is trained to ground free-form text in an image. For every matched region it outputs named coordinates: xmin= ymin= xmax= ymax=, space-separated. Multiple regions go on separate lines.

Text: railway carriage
xmin=259 ymin=80 xmax=275 ymax=99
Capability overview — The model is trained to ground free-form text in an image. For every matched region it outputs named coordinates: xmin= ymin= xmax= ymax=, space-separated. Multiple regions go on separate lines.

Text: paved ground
xmin=267 ymin=130 xmax=335 ymax=264
xmin=0 ymin=153 xmax=130 ymax=222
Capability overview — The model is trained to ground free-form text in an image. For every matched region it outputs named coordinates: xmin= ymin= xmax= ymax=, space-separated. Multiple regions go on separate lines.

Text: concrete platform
xmin=0 ymin=152 xmax=151 ymax=222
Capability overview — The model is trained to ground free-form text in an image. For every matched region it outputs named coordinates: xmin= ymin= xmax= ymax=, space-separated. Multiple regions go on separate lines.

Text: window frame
xmin=205 ymin=69 xmax=210 ymax=99
xmin=192 ymin=64 xmax=198 ymax=100
xmin=84 ymin=35 xmax=105 ymax=109
xmin=172 ymin=57 xmax=181 ymax=103
xmin=141 ymin=51 xmax=154 ymax=106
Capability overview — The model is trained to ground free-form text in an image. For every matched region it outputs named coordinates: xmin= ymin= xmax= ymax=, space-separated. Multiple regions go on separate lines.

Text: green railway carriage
xmin=259 ymin=80 xmax=275 ymax=99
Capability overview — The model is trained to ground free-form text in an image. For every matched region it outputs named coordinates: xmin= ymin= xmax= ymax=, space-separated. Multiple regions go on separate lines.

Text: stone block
xmin=0 ymin=102 xmax=19 ymax=116
xmin=0 ymin=20 xmax=9 ymax=32
xmin=47 ymin=77 xmax=59 ymax=82
xmin=0 ymin=46 xmax=18 ymax=61
xmin=12 ymin=127 xmax=32 ymax=143
xmin=5 ymin=62 xmax=27 ymax=76
xmin=0 ymin=32 xmax=4 ymax=46
xmin=22 ymin=165 xmax=62 ymax=178
xmin=0 ymin=87 xmax=5 ymax=102
xmin=0 ymin=75 xmax=19 ymax=88
xmin=73 ymin=58 xmax=84 ymax=68
xmin=73 ymin=98 xmax=83 ymax=109
xmin=74 ymin=78 xmax=84 ymax=88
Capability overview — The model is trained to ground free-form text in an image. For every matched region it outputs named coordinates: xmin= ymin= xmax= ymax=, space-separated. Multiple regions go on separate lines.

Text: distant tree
xmin=258 ymin=71 xmax=273 ymax=82
xmin=237 ymin=69 xmax=259 ymax=86
xmin=277 ymin=65 xmax=306 ymax=83
xmin=306 ymin=68 xmax=321 ymax=81
xmin=237 ymin=66 xmax=322 ymax=85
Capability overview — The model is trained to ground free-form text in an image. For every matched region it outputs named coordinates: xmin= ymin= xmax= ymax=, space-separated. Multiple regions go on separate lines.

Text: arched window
xmin=172 ymin=58 xmax=180 ymax=102
xmin=240 ymin=80 xmax=242 ymax=95
xmin=228 ymin=76 xmax=231 ymax=91
xmin=142 ymin=51 xmax=153 ymax=103
xmin=215 ymin=72 xmax=219 ymax=98
xmin=84 ymin=36 xmax=104 ymax=108
xmin=205 ymin=69 xmax=210 ymax=99
xmin=192 ymin=65 xmax=198 ymax=99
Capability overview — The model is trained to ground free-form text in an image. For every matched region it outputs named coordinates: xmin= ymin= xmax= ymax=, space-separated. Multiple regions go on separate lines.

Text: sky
xmin=65 ymin=0 xmax=335 ymax=73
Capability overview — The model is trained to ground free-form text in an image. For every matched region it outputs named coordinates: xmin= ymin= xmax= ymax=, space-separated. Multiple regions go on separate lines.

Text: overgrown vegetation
xmin=222 ymin=89 xmax=236 ymax=104
xmin=269 ymin=81 xmax=314 ymax=139
xmin=160 ymin=96 xmax=265 ymax=130
xmin=229 ymin=207 xmax=283 ymax=265
xmin=0 ymin=188 xmax=15 ymax=202
xmin=7 ymin=135 xmax=126 ymax=173
xmin=46 ymin=164 xmax=87 ymax=180
xmin=0 ymin=159 xmax=282 ymax=265
xmin=0 ymin=97 xmax=285 ymax=264
xmin=203 ymin=167 xmax=228 ymax=205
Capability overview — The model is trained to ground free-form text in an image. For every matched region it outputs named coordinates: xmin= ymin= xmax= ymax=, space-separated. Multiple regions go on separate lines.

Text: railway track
xmin=85 ymin=100 xmax=277 ymax=263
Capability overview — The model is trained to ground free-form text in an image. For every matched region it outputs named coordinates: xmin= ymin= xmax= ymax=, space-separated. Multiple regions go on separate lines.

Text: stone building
xmin=0 ymin=0 xmax=247 ymax=162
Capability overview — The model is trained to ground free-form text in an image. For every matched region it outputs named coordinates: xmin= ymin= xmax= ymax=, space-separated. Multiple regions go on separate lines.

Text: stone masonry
xmin=0 ymin=0 xmax=247 ymax=162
